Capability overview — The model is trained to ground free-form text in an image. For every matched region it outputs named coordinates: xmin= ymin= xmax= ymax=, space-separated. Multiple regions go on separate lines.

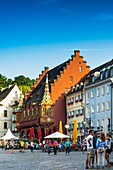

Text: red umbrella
xmin=29 ymin=128 xmax=32 ymax=140
xmin=51 ymin=127 xmax=53 ymax=134
xmin=38 ymin=126 xmax=42 ymax=140
xmin=46 ymin=128 xmax=49 ymax=137
xmin=56 ymin=127 xmax=58 ymax=132
xmin=32 ymin=127 xmax=35 ymax=139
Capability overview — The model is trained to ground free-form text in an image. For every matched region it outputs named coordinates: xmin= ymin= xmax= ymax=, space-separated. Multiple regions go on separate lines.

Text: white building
xmin=0 ymin=85 xmax=22 ymax=137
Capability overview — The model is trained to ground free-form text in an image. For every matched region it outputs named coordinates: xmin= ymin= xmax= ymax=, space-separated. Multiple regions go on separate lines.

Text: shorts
xmin=106 ymin=149 xmax=111 ymax=154
xmin=11 ymin=146 xmax=13 ymax=149
xmin=87 ymin=149 xmax=94 ymax=159
xmin=21 ymin=146 xmax=24 ymax=149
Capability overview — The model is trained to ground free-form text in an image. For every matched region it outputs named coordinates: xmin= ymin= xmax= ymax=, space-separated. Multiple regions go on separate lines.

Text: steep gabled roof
xmin=66 ymin=60 xmax=111 ymax=96
xmin=0 ymin=85 xmax=15 ymax=102
xmin=24 ymin=60 xmax=70 ymax=105
xmin=87 ymin=59 xmax=113 ymax=86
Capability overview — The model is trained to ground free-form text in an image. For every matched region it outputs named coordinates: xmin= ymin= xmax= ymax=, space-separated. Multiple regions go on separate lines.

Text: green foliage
xmin=33 ymin=138 xmax=39 ymax=143
xmin=0 ymin=73 xmax=36 ymax=96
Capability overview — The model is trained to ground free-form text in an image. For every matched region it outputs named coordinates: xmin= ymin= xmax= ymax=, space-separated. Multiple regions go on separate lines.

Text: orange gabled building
xmin=18 ymin=50 xmax=90 ymax=139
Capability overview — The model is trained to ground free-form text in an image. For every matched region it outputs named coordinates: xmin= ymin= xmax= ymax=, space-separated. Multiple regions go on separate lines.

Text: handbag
xmin=98 ymin=147 xmax=105 ymax=153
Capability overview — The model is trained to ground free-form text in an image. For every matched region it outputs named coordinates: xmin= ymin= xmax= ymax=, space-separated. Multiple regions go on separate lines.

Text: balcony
xmin=40 ymin=116 xmax=54 ymax=127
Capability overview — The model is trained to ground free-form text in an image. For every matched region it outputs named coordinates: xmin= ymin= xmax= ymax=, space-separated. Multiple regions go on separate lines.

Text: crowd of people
xmin=0 ymin=131 xmax=112 ymax=169
xmin=84 ymin=130 xmax=112 ymax=169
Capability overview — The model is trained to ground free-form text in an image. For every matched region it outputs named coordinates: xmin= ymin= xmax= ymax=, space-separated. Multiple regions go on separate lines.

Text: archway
xmin=21 ymin=130 xmax=25 ymax=138
xmin=34 ymin=129 xmax=38 ymax=138
xmin=27 ymin=130 xmax=30 ymax=138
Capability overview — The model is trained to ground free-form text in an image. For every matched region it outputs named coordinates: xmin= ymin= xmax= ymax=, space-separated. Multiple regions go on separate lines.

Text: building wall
xmin=66 ymin=90 xmax=85 ymax=138
xmin=85 ymin=81 xmax=111 ymax=131
xmin=0 ymin=85 xmax=21 ymax=137
xmin=51 ymin=51 xmax=90 ymax=128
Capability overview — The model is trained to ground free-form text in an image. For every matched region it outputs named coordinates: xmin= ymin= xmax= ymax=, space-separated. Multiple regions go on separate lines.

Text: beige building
xmin=66 ymin=80 xmax=86 ymax=142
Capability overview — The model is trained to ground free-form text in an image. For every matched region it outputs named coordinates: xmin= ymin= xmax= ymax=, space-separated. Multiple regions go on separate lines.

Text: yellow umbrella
xmin=72 ymin=120 xmax=78 ymax=143
xmin=59 ymin=121 xmax=63 ymax=142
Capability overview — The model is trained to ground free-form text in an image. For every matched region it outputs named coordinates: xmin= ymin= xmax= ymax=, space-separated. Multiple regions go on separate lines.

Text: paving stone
xmin=0 ymin=150 xmax=113 ymax=170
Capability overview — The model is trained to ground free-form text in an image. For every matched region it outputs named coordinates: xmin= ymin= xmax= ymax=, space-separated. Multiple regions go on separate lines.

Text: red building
xmin=17 ymin=50 xmax=90 ymax=139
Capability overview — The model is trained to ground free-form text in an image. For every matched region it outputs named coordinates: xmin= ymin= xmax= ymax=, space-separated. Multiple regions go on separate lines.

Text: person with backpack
xmin=105 ymin=133 xmax=112 ymax=167
xmin=96 ymin=132 xmax=107 ymax=169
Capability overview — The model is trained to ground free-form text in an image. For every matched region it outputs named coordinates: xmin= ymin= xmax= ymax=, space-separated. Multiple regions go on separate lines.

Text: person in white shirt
xmin=84 ymin=130 xmax=94 ymax=169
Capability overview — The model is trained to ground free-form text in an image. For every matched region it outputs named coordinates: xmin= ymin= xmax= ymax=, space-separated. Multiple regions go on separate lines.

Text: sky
xmin=0 ymin=0 xmax=113 ymax=79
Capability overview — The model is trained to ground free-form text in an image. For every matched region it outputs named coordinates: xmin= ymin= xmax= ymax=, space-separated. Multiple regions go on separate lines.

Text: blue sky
xmin=0 ymin=0 xmax=113 ymax=79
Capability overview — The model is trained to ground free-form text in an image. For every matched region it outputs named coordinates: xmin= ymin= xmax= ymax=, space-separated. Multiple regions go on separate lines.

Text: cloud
xmin=59 ymin=7 xmax=76 ymax=16
xmin=39 ymin=0 xmax=58 ymax=5
xmin=95 ymin=13 xmax=113 ymax=20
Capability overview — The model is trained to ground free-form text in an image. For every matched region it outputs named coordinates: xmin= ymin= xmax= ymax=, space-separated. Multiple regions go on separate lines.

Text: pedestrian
xmin=10 ymin=140 xmax=14 ymax=153
xmin=20 ymin=140 xmax=24 ymax=152
xmin=1 ymin=140 xmax=4 ymax=150
xmin=96 ymin=132 xmax=107 ymax=169
xmin=84 ymin=130 xmax=94 ymax=169
xmin=53 ymin=139 xmax=57 ymax=155
xmin=6 ymin=140 xmax=10 ymax=154
xmin=30 ymin=141 xmax=34 ymax=152
xmin=65 ymin=139 xmax=70 ymax=155
xmin=92 ymin=131 xmax=98 ymax=167
xmin=105 ymin=133 xmax=112 ymax=167
xmin=48 ymin=139 xmax=52 ymax=155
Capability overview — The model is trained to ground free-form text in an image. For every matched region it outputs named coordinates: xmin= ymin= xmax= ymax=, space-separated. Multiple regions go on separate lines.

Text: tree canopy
xmin=0 ymin=74 xmax=36 ymax=96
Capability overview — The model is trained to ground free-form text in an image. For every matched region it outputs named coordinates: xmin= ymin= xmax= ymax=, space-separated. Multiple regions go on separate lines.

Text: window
xmin=91 ymin=90 xmax=94 ymax=98
xmin=97 ymin=103 xmax=100 ymax=112
xmin=91 ymin=120 xmax=94 ymax=127
xmin=97 ymin=119 xmax=100 ymax=127
xmin=86 ymin=106 xmax=89 ymax=118
xmin=4 ymin=122 xmax=7 ymax=129
xmin=86 ymin=91 xmax=89 ymax=103
xmin=100 ymin=73 xmax=103 ymax=80
xmin=23 ymin=110 xmax=25 ymax=117
xmin=97 ymin=88 xmax=100 ymax=97
xmin=107 ymin=101 xmax=110 ymax=110
xmin=107 ymin=85 xmax=110 ymax=94
xmin=102 ymin=102 xmax=105 ymax=112
xmin=102 ymin=119 xmax=104 ymax=127
xmin=111 ymin=68 xmax=113 ymax=76
xmin=102 ymin=86 xmax=105 ymax=95
xmin=105 ymin=71 xmax=108 ymax=78
xmin=4 ymin=110 xmax=7 ymax=117
xmin=91 ymin=105 xmax=94 ymax=113
xmin=65 ymin=88 xmax=68 ymax=93
xmin=79 ymin=66 xmax=82 ymax=72
xmin=75 ymin=95 xmax=78 ymax=101
xmin=108 ymin=118 xmax=110 ymax=129
xmin=92 ymin=76 xmax=94 ymax=82
xmin=70 ymin=76 xmax=73 ymax=83
xmin=27 ymin=109 xmax=29 ymax=116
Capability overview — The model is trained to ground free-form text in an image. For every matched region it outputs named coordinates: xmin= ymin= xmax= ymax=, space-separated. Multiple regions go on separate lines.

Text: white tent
xmin=44 ymin=132 xmax=70 ymax=139
xmin=0 ymin=128 xmax=19 ymax=140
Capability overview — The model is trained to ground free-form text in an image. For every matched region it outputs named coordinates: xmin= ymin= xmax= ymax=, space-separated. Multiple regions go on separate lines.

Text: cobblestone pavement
xmin=0 ymin=150 xmax=113 ymax=170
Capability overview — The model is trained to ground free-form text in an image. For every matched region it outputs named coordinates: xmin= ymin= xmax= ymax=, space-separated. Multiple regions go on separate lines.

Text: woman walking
xmin=105 ymin=133 xmax=112 ymax=167
xmin=96 ymin=132 xmax=107 ymax=169
xmin=48 ymin=139 xmax=52 ymax=155
xmin=65 ymin=139 xmax=70 ymax=155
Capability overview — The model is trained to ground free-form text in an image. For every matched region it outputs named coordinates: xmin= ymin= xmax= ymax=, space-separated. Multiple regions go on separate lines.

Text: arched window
xmin=4 ymin=122 xmax=7 ymax=129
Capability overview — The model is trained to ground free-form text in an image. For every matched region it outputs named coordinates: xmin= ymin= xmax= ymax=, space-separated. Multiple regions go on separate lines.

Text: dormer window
xmin=100 ymin=73 xmax=103 ymax=80
xmin=111 ymin=68 xmax=113 ymax=76
xmin=92 ymin=76 xmax=94 ymax=82
xmin=105 ymin=70 xmax=108 ymax=78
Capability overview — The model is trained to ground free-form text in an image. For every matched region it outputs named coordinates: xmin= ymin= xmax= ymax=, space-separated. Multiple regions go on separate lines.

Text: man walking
xmin=92 ymin=131 xmax=98 ymax=167
xmin=84 ymin=130 xmax=94 ymax=169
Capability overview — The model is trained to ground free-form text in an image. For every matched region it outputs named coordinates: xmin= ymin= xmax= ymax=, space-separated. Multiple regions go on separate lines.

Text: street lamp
xmin=65 ymin=125 xmax=69 ymax=129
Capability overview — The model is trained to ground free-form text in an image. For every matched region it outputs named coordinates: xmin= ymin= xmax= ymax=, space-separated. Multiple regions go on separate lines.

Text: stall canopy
xmin=44 ymin=132 xmax=70 ymax=139
xmin=0 ymin=128 xmax=19 ymax=140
